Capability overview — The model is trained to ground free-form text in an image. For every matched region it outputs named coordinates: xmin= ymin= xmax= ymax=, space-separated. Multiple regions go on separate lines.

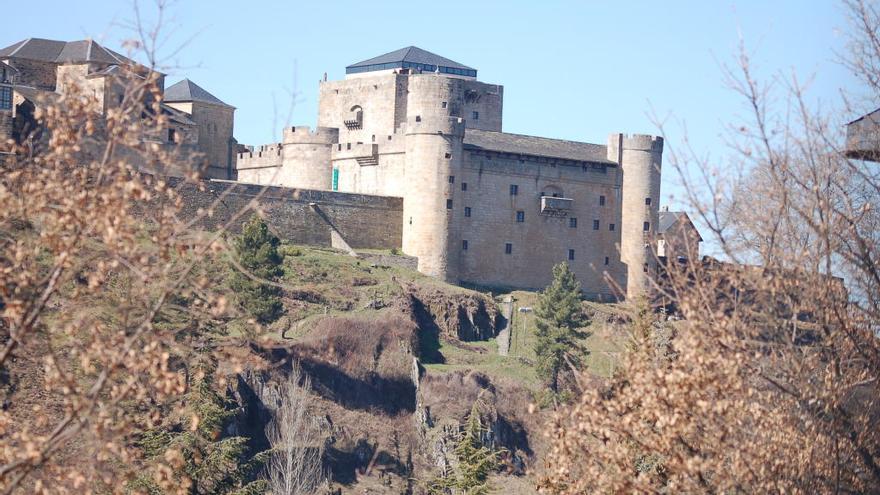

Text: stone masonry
xmin=235 ymin=46 xmax=666 ymax=300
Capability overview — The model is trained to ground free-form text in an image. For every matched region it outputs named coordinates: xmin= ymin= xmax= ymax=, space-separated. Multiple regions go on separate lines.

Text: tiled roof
xmin=164 ymin=79 xmax=233 ymax=108
xmin=347 ymin=46 xmax=474 ymax=71
xmin=463 ymin=129 xmax=614 ymax=164
xmin=0 ymin=38 xmax=136 ymax=66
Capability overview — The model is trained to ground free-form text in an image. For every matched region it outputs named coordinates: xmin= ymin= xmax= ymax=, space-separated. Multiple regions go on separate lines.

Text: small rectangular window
xmin=505 ymin=243 xmax=513 ymax=254
xmin=448 ymin=175 xmax=455 ymax=184
xmin=462 ymin=240 xmax=468 ymax=250
xmin=643 ymin=263 xmax=649 ymax=272
xmin=510 ymin=184 xmax=518 ymax=195
xmin=473 ymin=111 xmax=479 ymax=120
xmin=569 ymin=217 xmax=577 ymax=228
xmin=609 ymin=223 xmax=615 ymax=231
xmin=442 ymin=101 xmax=448 ymax=109
xmin=604 ymin=256 xmax=610 ymax=266
xmin=0 ymin=87 xmax=11 ymax=110
xmin=593 ymin=220 xmax=600 ymax=230
xmin=645 ymin=197 xmax=652 ymax=206
xmin=168 ymin=128 xmax=177 ymax=143
xmin=447 ymin=199 xmax=453 ymax=210
xmin=516 ymin=211 xmax=525 ymax=223
xmin=445 ymin=152 xmax=452 ymax=159
xmin=461 ymin=182 xmax=468 ymax=191
xmin=464 ymin=206 xmax=471 ymax=217
xmin=599 ymin=195 xmax=606 ymax=206
xmin=568 ymin=249 xmax=575 ymax=261
xmin=643 ymin=221 xmax=650 ymax=231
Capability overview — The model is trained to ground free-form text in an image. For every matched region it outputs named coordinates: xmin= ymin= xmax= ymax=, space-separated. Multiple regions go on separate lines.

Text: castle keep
xmin=236 ymin=46 xmax=665 ymax=300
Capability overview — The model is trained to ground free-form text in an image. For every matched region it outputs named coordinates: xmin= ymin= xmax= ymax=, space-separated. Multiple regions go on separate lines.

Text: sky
xmin=3 ymin=0 xmax=863 ymax=211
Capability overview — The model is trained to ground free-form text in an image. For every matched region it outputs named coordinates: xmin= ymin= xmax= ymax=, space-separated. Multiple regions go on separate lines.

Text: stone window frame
xmin=604 ymin=256 xmax=610 ymax=266
xmin=643 ymin=221 xmax=650 ymax=231
xmin=609 ymin=223 xmax=615 ymax=231
xmin=569 ymin=217 xmax=578 ymax=228
xmin=599 ymin=195 xmax=606 ymax=206
xmin=505 ymin=243 xmax=513 ymax=255
xmin=510 ymin=184 xmax=518 ymax=196
xmin=446 ymin=199 xmax=453 ymax=210
xmin=516 ymin=211 xmax=525 ymax=223
xmin=462 ymin=239 xmax=469 ymax=250
xmin=593 ymin=219 xmax=600 ymax=230
xmin=645 ymin=197 xmax=652 ymax=206
xmin=568 ymin=249 xmax=575 ymax=261
xmin=461 ymin=182 xmax=468 ymax=191
xmin=464 ymin=206 xmax=472 ymax=217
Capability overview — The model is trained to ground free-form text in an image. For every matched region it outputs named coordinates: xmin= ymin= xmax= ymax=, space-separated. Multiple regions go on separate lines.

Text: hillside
xmin=238 ymin=243 xmax=633 ymax=493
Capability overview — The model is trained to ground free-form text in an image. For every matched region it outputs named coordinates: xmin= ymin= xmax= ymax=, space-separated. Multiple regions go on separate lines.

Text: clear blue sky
xmin=4 ymin=0 xmax=861 ymax=209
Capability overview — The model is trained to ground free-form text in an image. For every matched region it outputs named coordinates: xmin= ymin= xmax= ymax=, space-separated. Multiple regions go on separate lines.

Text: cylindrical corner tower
xmin=402 ymin=115 xmax=465 ymax=282
xmin=611 ymin=133 xmax=664 ymax=300
xmin=279 ymin=126 xmax=339 ymax=190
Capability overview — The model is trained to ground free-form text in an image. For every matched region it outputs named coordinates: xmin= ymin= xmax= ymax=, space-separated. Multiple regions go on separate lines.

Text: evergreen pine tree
xmin=534 ymin=262 xmax=590 ymax=392
xmin=428 ymin=402 xmax=500 ymax=495
xmin=229 ymin=214 xmax=284 ymax=324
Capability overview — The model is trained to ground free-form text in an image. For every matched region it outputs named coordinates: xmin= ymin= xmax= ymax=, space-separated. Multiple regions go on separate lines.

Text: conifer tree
xmin=534 ymin=262 xmax=589 ymax=392
xmin=428 ymin=402 xmax=500 ymax=495
xmin=229 ymin=214 xmax=284 ymax=324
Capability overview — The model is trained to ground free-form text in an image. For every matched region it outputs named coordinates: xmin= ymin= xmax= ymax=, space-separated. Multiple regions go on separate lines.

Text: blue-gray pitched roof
xmin=658 ymin=210 xmax=703 ymax=241
xmin=0 ymin=38 xmax=136 ymax=66
xmin=164 ymin=79 xmax=233 ymax=108
xmin=346 ymin=46 xmax=476 ymax=76
xmin=463 ymin=129 xmax=614 ymax=165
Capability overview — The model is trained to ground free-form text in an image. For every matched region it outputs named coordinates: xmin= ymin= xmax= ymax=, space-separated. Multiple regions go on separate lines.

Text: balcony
xmin=541 ymin=196 xmax=573 ymax=216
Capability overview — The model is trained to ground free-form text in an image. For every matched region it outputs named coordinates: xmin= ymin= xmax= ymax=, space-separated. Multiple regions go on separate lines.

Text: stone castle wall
xmin=453 ymin=149 xmax=626 ymax=300
xmin=166 ymin=101 xmax=236 ymax=180
xmin=2 ymin=58 xmax=57 ymax=91
xmin=167 ymin=178 xmax=402 ymax=249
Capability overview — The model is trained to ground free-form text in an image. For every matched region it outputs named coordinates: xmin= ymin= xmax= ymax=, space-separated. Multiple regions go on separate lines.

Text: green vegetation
xmin=229 ymin=215 xmax=284 ymax=324
xmin=130 ymin=357 xmax=268 ymax=494
xmin=427 ymin=402 xmax=501 ymax=495
xmin=533 ymin=262 xmax=590 ymax=392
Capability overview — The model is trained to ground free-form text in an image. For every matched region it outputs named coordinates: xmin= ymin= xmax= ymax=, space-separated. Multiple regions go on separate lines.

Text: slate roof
xmin=161 ymin=103 xmax=197 ymax=126
xmin=658 ymin=210 xmax=703 ymax=241
xmin=463 ymin=129 xmax=614 ymax=164
xmin=163 ymin=79 xmax=233 ymax=108
xmin=0 ymin=38 xmax=136 ymax=66
xmin=347 ymin=46 xmax=474 ymax=71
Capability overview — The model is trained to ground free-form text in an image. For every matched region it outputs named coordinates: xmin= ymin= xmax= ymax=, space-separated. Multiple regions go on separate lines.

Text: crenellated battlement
xmin=620 ymin=133 xmax=664 ymax=153
xmin=404 ymin=115 xmax=466 ymax=137
xmin=282 ymin=126 xmax=340 ymax=145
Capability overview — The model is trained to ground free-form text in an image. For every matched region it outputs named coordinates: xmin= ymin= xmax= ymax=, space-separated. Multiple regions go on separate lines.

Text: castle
xmin=0 ymin=38 xmax=237 ymax=179
xmin=236 ymin=46 xmax=672 ymax=300
xmin=1 ymin=39 xmax=699 ymax=300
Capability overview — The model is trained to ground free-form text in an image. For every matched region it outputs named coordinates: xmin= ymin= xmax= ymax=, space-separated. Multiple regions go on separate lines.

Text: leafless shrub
xmin=0 ymin=3 xmax=284 ymax=492
xmin=540 ymin=1 xmax=880 ymax=493
xmin=255 ymin=364 xmax=327 ymax=495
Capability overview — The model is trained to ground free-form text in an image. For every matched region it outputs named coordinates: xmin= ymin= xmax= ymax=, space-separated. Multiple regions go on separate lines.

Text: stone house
xmin=0 ymin=38 xmax=237 ymax=178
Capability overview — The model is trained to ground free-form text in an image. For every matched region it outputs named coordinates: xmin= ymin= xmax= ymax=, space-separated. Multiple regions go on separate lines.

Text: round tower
xmin=610 ymin=133 xmax=664 ymax=300
xmin=403 ymin=114 xmax=466 ymax=282
xmin=279 ymin=126 xmax=339 ymax=190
